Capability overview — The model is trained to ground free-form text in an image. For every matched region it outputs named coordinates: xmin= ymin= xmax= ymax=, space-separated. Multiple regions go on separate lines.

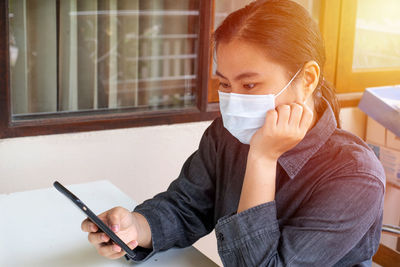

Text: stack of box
xmin=359 ymin=85 xmax=400 ymax=186
xmin=360 ymin=85 xmax=400 ymax=251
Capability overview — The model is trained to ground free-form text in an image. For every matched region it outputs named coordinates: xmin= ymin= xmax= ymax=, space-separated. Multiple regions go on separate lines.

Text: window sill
xmin=2 ymin=107 xmax=220 ymax=139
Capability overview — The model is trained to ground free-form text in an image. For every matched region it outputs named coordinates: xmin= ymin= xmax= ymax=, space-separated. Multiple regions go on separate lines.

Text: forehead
xmin=216 ymin=39 xmax=281 ymax=77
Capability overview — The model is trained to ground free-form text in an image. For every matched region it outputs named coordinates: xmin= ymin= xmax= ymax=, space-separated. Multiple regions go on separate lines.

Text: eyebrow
xmin=215 ymin=70 xmax=260 ymax=81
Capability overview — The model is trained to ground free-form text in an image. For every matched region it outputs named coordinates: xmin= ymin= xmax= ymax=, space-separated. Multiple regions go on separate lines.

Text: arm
xmin=238 ymin=103 xmax=313 ymax=213
xmin=131 ymin=121 xmax=218 ymax=262
xmin=237 ymin=156 xmax=277 ymax=213
xmin=132 ymin=212 xmax=152 ymax=248
xmin=216 ymin=173 xmax=384 ymax=266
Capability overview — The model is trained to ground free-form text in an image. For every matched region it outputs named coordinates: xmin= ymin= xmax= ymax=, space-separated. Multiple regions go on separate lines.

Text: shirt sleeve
xmin=129 ymin=121 xmax=218 ymax=262
xmin=215 ymin=173 xmax=385 ymax=267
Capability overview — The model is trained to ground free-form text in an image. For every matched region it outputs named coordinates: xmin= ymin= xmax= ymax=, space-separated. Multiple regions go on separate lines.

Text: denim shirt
xmin=132 ymin=99 xmax=385 ymax=267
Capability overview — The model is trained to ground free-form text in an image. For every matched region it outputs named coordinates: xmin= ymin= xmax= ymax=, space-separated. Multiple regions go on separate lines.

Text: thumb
xmin=106 ymin=207 xmax=124 ymax=232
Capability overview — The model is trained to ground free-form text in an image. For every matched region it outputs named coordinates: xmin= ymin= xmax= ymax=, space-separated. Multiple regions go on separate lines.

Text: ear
xmin=301 ymin=60 xmax=320 ymax=102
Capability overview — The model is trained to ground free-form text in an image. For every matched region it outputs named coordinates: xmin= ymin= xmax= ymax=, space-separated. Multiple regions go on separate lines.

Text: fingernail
xmin=91 ymin=225 xmax=96 ymax=232
xmin=111 ymin=225 xmax=119 ymax=232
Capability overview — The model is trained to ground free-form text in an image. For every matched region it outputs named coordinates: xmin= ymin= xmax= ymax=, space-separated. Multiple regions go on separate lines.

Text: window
xmin=353 ymin=0 xmax=400 ymax=70
xmin=9 ymin=0 xmax=199 ymax=115
xmin=335 ymin=0 xmax=400 ymax=93
xmin=1 ymin=0 xmax=217 ymax=138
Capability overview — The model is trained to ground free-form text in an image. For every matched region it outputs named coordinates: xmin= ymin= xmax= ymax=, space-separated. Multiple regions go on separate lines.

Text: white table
xmin=0 ymin=180 xmax=218 ymax=267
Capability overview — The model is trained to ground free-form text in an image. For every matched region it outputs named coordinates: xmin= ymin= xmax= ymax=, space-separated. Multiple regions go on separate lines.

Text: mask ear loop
xmin=274 ymin=67 xmax=303 ymax=98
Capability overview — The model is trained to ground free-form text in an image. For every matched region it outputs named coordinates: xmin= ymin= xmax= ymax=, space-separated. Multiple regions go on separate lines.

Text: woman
xmin=81 ymin=0 xmax=385 ymax=266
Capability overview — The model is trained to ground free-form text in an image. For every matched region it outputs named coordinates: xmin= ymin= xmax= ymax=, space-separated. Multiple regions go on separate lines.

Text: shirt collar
xmin=278 ymin=98 xmax=337 ymax=179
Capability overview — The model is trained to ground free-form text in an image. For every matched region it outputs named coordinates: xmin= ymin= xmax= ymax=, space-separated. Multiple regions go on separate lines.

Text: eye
xmin=243 ymin=83 xmax=256 ymax=90
xmin=218 ymin=82 xmax=231 ymax=89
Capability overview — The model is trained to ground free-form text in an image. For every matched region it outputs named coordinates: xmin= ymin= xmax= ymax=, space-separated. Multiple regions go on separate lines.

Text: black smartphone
xmin=53 ymin=181 xmax=136 ymax=261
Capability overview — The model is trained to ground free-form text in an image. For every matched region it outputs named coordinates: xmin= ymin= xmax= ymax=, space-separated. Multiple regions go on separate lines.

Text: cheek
xmin=275 ymin=86 xmax=301 ymax=106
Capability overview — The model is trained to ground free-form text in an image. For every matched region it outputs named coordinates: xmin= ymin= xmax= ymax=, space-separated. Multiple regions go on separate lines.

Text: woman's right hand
xmin=81 ymin=207 xmax=152 ymax=260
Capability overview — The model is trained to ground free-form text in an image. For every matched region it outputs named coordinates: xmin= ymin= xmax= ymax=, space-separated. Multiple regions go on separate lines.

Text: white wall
xmin=0 ymin=121 xmax=212 ymax=200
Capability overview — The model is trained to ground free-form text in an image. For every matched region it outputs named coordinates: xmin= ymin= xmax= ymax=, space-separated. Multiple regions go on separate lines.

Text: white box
xmin=359 ymin=85 xmax=400 ymax=137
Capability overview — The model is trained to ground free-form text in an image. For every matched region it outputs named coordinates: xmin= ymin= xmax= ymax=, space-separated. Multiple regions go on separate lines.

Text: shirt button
xmin=217 ymin=232 xmax=224 ymax=241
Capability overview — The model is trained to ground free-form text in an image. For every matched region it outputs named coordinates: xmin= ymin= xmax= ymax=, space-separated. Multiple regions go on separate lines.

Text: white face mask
xmin=218 ymin=68 xmax=302 ymax=144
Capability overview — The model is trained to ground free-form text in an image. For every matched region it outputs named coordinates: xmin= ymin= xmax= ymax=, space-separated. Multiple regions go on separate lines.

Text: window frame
xmin=0 ymin=0 xmax=220 ymax=139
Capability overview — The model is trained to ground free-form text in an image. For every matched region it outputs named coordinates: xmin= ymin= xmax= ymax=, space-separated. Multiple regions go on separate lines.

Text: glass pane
xmin=214 ymin=0 xmax=320 ymax=33
xmin=8 ymin=0 xmax=199 ymax=116
xmin=214 ymin=0 xmax=253 ymax=30
xmin=292 ymin=0 xmax=320 ymax=24
xmin=212 ymin=0 xmax=321 ymax=75
xmin=353 ymin=0 xmax=400 ymax=70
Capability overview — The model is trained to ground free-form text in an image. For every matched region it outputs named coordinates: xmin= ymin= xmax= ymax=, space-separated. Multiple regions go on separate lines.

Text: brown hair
xmin=212 ymin=0 xmax=341 ymax=128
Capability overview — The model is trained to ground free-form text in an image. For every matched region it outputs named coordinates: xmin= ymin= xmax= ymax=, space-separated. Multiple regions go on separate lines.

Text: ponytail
xmin=314 ymin=76 xmax=341 ymax=128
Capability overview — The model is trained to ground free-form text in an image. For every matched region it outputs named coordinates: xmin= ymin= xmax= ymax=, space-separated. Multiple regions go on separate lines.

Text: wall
xmin=0 ymin=107 xmax=367 ymax=194
xmin=0 ymin=121 xmax=212 ymax=199
xmin=0 ymin=119 xmax=223 ymax=264
xmin=0 ymin=107 xmax=368 ymax=266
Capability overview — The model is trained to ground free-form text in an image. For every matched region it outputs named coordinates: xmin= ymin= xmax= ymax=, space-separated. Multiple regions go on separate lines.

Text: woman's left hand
xmin=249 ymin=103 xmax=314 ymax=162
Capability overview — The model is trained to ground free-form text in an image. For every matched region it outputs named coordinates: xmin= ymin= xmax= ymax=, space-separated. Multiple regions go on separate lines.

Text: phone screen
xmin=53 ymin=181 xmax=136 ymax=261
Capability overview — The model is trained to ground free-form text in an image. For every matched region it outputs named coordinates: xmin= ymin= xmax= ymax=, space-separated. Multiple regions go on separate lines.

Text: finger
xmin=128 ymin=240 xmax=139 ymax=250
xmin=299 ymin=104 xmax=314 ymax=130
xmin=288 ymin=103 xmax=303 ymax=128
xmin=107 ymin=240 xmax=139 ymax=260
xmin=108 ymin=240 xmax=138 ymax=259
xmin=276 ymin=105 xmax=291 ymax=127
xmin=81 ymin=218 xmax=98 ymax=233
xmin=88 ymin=232 xmax=110 ymax=245
xmin=265 ymin=109 xmax=278 ymax=130
xmin=98 ymin=241 xmax=126 ymax=258
xmin=82 ymin=209 xmax=110 ymax=232
xmin=98 ymin=243 xmax=118 ymax=258
xmin=108 ymin=250 xmax=126 ymax=260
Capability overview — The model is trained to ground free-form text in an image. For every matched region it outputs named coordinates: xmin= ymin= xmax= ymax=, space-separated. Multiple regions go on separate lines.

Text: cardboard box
xmin=366 ymin=117 xmax=400 ymax=151
xmin=366 ymin=117 xmax=386 ymax=146
xmin=387 ymin=130 xmax=400 ymax=151
xmin=359 ymin=85 xmax=400 ymax=137
xmin=368 ymin=143 xmax=400 ymax=185
xmin=381 ymin=146 xmax=400 ymax=183
xmin=381 ymin=183 xmax=400 ymax=252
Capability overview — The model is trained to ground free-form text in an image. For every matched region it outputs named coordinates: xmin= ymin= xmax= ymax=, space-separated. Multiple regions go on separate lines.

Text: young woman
xmin=81 ymin=0 xmax=385 ymax=266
